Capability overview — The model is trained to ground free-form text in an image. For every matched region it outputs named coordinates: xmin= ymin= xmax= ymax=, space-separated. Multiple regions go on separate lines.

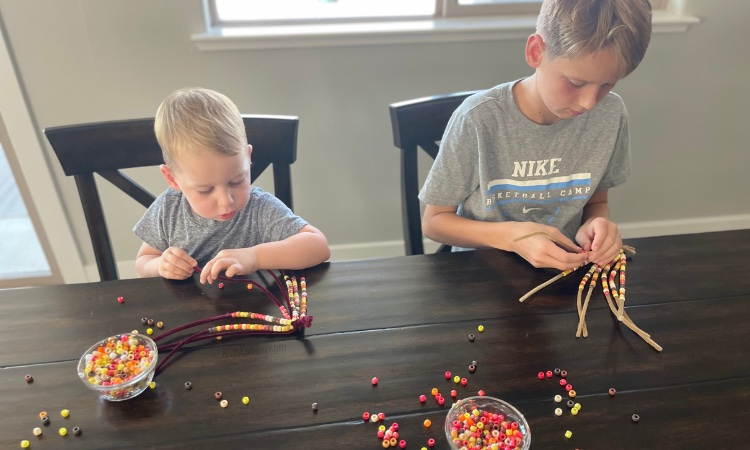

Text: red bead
xmin=565 ymin=384 xmax=573 ymax=391
xmin=117 ymin=296 xmax=124 ymax=303
xmin=460 ymin=377 xmax=468 ymax=386
xmin=399 ymin=440 xmax=406 ymax=448
xmin=546 ymin=371 xmax=553 ymax=378
xmin=378 ymin=412 xmax=385 ymax=421
xmin=218 ymin=283 xmax=224 ymax=289
xmin=560 ymin=379 xmax=567 ymax=386
xmin=363 ymin=412 xmax=370 ymax=421
xmin=371 ymin=377 xmax=379 ymax=386
xmin=538 ymin=372 xmax=545 ymax=380
xmin=478 ymin=390 xmax=485 ymax=396
xmin=451 ymin=389 xmax=457 ymax=398
xmin=377 ymin=430 xmax=385 ymax=438
xmin=445 ymin=371 xmax=452 ymax=379
xmin=419 ymin=394 xmax=427 ymax=403
xmin=438 ymin=397 xmax=445 ymax=405
xmin=428 ymin=438 xmax=435 ymax=447
xmin=391 ymin=423 xmax=399 ymax=431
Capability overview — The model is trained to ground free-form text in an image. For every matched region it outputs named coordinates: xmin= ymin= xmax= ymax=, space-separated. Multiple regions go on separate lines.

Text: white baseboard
xmin=87 ymin=214 xmax=750 ymax=283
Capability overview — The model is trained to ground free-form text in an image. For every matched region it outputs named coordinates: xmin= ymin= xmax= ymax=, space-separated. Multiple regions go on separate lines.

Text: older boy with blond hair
xmin=420 ymin=0 xmax=652 ymax=270
xmin=134 ymin=88 xmax=329 ymax=283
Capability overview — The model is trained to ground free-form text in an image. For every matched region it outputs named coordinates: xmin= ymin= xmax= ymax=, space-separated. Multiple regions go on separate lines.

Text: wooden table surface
xmin=1 ymin=230 xmax=749 ymax=449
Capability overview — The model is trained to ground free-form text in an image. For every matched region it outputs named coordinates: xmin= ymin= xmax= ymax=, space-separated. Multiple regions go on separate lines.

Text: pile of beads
xmin=377 ymin=422 xmax=405 ymax=448
xmin=152 ymin=271 xmax=311 ymax=374
xmin=515 ymin=232 xmax=662 ymax=351
xmin=81 ymin=332 xmax=155 ymax=389
xmin=447 ymin=408 xmax=526 ymax=450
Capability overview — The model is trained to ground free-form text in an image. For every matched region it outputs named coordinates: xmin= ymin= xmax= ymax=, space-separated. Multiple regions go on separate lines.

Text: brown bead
xmin=25 ymin=374 xmax=33 ymax=383
xmin=214 ymin=391 xmax=222 ymax=400
xmin=608 ymin=387 xmax=616 ymax=396
xmin=468 ymin=364 xmax=476 ymax=373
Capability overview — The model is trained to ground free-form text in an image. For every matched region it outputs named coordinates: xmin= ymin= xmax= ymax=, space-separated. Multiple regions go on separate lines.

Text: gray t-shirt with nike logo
xmin=419 ymin=80 xmax=630 ymax=250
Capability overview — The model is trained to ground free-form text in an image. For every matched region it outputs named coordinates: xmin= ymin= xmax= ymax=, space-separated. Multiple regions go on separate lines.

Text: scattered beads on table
xmin=571 ymin=407 xmax=579 ymax=416
xmin=454 ymin=375 xmax=461 ymax=384
xmin=312 ymin=402 xmax=318 ymax=411
xmin=33 ymin=427 xmax=42 ymax=436
xmin=363 ymin=412 xmax=370 ymax=421
xmin=428 ymin=438 xmax=435 ymax=447
xmin=554 ymin=394 xmax=562 ymax=402
xmin=555 ymin=408 xmax=563 ymax=416
xmin=218 ymin=282 xmax=224 ymax=289
xmin=24 ymin=374 xmax=33 ymax=383
xmin=41 ymin=417 xmax=50 ymax=426
xmin=246 ymin=283 xmax=253 ymax=290
xmin=141 ymin=317 xmax=148 ymax=324
xmin=468 ymin=334 xmax=475 ymax=342
xmin=431 ymin=387 xmax=438 ymax=396
xmin=546 ymin=370 xmax=554 ymax=378
xmin=378 ymin=412 xmax=386 ymax=421
xmin=149 ymin=381 xmax=157 ymax=389
xmin=564 ymin=430 xmax=573 ymax=439
xmin=214 ymin=391 xmax=222 ymax=400
xmin=574 ymin=403 xmax=581 ymax=410
xmin=39 ymin=411 xmax=48 ymax=420
xmin=157 ymin=321 xmax=164 ymax=329
xmin=468 ymin=364 xmax=476 ymax=373
xmin=220 ymin=399 xmax=228 ymax=408
xmin=372 ymin=377 xmax=379 ymax=386
xmin=567 ymin=400 xmax=575 ymax=408
xmin=565 ymin=384 xmax=573 ymax=392
xmin=460 ymin=377 xmax=468 ymax=386
xmin=632 ymin=413 xmax=640 ymax=423
xmin=147 ymin=318 xmax=155 ymax=326
xmin=477 ymin=390 xmax=485 ymax=396
xmin=423 ymin=419 xmax=431 ymax=427
xmin=117 ymin=296 xmax=124 ymax=303
xmin=445 ymin=371 xmax=452 ymax=379
xmin=568 ymin=389 xmax=576 ymax=398
xmin=242 ymin=396 xmax=250 ymax=405
xmin=560 ymin=370 xmax=568 ymax=378
xmin=559 ymin=379 xmax=567 ymax=386
xmin=553 ymin=368 xmax=561 ymax=376
xmin=609 ymin=387 xmax=616 ymax=396
xmin=20 ymin=440 xmax=30 ymax=448
xmin=60 ymin=409 xmax=70 ymax=418
xmin=419 ymin=394 xmax=427 ymax=403
xmin=185 ymin=381 xmax=192 ymax=390
xmin=59 ymin=427 xmax=68 ymax=436
xmin=450 ymin=389 xmax=457 ymax=398
xmin=477 ymin=324 xmax=484 ymax=332
xmin=146 ymin=328 xmax=153 ymax=335
xmin=538 ymin=371 xmax=545 ymax=380
xmin=72 ymin=426 xmax=81 ymax=436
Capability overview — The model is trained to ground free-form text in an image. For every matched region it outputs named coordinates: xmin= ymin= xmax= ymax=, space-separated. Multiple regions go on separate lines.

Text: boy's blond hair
xmin=154 ymin=88 xmax=247 ymax=169
xmin=537 ymin=0 xmax=652 ymax=79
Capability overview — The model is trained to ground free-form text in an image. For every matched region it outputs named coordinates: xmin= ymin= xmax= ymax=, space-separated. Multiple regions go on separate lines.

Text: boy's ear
xmin=247 ymin=144 xmax=253 ymax=158
xmin=525 ymin=33 xmax=545 ymax=69
xmin=160 ymin=164 xmax=181 ymax=191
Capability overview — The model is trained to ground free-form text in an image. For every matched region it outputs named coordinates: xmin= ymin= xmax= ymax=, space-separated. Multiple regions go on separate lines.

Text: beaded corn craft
xmin=153 ymin=269 xmax=311 ymax=374
xmin=515 ymin=232 xmax=662 ymax=351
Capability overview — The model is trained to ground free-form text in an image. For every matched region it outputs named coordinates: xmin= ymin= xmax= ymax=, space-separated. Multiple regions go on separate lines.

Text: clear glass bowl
xmin=77 ymin=332 xmax=158 ymax=401
xmin=444 ymin=396 xmax=531 ymax=450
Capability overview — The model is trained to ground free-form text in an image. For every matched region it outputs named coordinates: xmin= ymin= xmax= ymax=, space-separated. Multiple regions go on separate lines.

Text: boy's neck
xmin=512 ymin=75 xmax=559 ymax=126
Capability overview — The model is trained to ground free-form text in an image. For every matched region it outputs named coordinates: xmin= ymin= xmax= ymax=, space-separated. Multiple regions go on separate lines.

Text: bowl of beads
xmin=445 ymin=396 xmax=530 ymax=450
xmin=77 ymin=332 xmax=158 ymax=401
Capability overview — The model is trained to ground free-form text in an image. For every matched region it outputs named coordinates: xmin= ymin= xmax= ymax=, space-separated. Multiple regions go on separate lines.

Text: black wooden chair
xmin=45 ymin=115 xmax=298 ymax=281
xmin=388 ymin=91 xmax=479 ymax=255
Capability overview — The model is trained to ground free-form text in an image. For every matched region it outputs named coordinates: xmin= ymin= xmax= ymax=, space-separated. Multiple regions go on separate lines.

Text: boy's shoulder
xmin=453 ymin=81 xmax=518 ymax=120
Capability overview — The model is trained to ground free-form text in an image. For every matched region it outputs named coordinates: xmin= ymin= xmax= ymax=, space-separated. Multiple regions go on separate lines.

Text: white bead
xmin=554 ymin=395 xmax=562 ymax=402
xmin=555 ymin=408 xmax=563 ymax=416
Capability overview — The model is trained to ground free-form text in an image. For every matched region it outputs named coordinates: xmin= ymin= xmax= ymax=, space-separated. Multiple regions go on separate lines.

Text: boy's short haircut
xmin=537 ymin=0 xmax=652 ymax=79
xmin=154 ymin=88 xmax=248 ymax=169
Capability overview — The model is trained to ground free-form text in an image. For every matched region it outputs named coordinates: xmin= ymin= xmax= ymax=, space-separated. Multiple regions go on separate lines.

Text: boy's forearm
xmin=423 ymin=212 xmax=519 ymax=252
xmin=135 ymin=255 xmax=161 ymax=278
xmin=253 ymin=232 xmax=330 ymax=271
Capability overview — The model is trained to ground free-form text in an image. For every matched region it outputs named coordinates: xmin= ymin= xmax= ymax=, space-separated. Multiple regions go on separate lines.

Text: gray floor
xmin=0 ymin=145 xmax=51 ymax=279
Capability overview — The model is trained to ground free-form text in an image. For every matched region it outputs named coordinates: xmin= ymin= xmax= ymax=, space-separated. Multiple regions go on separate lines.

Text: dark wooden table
xmin=1 ymin=230 xmax=749 ymax=449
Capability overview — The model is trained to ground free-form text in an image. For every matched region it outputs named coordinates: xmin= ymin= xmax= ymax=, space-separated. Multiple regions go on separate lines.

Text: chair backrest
xmin=45 ymin=115 xmax=298 ymax=281
xmin=388 ymin=91 xmax=479 ymax=255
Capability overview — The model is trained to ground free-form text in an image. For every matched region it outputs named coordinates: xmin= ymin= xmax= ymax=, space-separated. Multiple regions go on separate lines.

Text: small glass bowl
xmin=444 ymin=396 xmax=531 ymax=450
xmin=77 ymin=332 xmax=158 ymax=401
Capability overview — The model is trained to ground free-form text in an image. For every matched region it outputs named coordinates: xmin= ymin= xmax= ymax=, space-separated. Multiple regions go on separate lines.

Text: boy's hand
xmin=509 ymin=223 xmax=588 ymax=271
xmin=200 ymin=248 xmax=259 ymax=284
xmin=576 ymin=217 xmax=622 ymax=267
xmin=158 ymin=247 xmax=197 ymax=280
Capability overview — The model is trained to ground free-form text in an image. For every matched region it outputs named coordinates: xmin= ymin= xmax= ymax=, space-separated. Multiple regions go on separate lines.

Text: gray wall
xmin=1 ymin=0 xmax=749 ymax=274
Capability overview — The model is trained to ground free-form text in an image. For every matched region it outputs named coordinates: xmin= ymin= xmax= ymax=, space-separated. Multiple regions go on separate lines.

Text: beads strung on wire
xmin=152 ymin=271 xmax=312 ymax=374
xmin=518 ymin=241 xmax=662 ymax=352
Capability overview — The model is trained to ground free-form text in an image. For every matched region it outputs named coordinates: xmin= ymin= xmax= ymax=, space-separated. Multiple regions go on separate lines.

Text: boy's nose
xmin=578 ymin=87 xmax=599 ymax=111
xmin=216 ymin=188 xmax=233 ymax=207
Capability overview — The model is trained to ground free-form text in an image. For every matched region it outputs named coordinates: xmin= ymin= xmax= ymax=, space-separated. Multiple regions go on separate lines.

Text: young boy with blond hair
xmin=420 ymin=0 xmax=652 ymax=270
xmin=134 ymin=88 xmax=329 ymax=283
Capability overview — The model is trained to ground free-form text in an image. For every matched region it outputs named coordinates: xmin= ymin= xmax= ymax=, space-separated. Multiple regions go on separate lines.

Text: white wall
xmin=1 ymin=0 xmax=748 ymax=281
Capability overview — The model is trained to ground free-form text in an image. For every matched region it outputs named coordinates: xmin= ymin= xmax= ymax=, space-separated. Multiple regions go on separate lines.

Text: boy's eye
xmin=197 ymin=188 xmax=213 ymax=195
xmin=569 ymin=80 xmax=584 ymax=88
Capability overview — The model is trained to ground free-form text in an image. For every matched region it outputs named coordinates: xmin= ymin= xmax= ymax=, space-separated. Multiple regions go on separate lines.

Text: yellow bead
xmin=564 ymin=430 xmax=573 ymax=439
xmin=574 ymin=403 xmax=582 ymax=409
xmin=477 ymin=325 xmax=484 ymax=332
xmin=242 ymin=396 xmax=250 ymax=405
xmin=149 ymin=381 xmax=157 ymax=389
xmin=146 ymin=328 xmax=153 ymax=335
xmin=454 ymin=375 xmax=460 ymax=384
xmin=59 ymin=428 xmax=68 ymax=436
xmin=571 ymin=407 xmax=579 ymax=415
xmin=20 ymin=440 xmax=30 ymax=448
xmin=60 ymin=409 xmax=70 ymax=418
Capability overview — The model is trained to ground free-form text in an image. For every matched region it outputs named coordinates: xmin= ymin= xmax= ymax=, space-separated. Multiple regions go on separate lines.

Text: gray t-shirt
xmin=419 ymin=80 xmax=630 ymax=249
xmin=133 ymin=186 xmax=307 ymax=267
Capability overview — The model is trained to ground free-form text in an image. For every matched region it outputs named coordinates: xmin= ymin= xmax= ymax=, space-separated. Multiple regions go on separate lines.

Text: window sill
xmin=192 ymin=10 xmax=700 ymax=52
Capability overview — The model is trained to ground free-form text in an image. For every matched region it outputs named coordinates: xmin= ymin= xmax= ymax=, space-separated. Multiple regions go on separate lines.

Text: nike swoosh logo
xmin=522 ymin=207 xmax=542 ymax=214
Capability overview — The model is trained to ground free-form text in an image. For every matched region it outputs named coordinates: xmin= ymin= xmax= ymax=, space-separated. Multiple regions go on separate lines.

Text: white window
xmin=208 ymin=0 xmax=544 ymax=26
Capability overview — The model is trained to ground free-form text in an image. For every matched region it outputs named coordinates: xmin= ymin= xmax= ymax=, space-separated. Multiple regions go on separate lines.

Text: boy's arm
xmin=575 ymin=190 xmax=622 ymax=266
xmin=199 ymin=225 xmax=330 ymax=284
xmin=422 ymin=204 xmax=587 ymax=271
xmin=136 ymin=242 xmax=197 ymax=280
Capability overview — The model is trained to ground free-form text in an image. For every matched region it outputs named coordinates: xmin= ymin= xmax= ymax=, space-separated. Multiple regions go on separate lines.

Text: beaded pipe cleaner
xmin=152 ymin=269 xmax=311 ymax=374
xmin=514 ymin=232 xmax=662 ymax=351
